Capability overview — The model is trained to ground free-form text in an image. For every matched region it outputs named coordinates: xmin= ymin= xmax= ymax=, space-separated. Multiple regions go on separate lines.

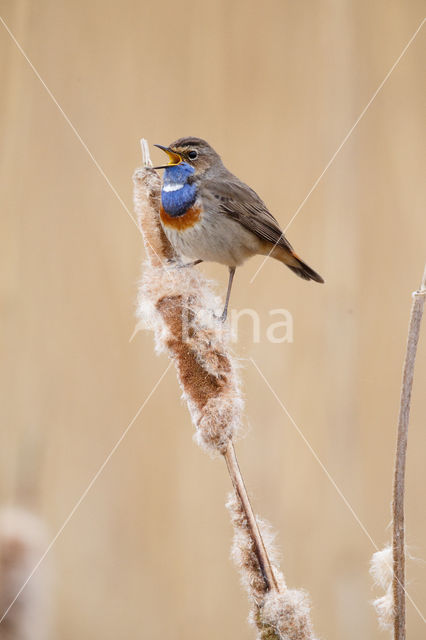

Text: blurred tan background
xmin=1 ymin=1 xmax=425 ymax=638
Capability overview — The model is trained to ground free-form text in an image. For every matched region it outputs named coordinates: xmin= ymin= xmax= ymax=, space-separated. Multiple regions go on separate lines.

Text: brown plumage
xmin=200 ymin=172 xmax=324 ymax=283
xmin=154 ymin=137 xmax=324 ymax=319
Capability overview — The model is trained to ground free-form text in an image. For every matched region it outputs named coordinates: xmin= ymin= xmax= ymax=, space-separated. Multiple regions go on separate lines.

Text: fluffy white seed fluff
xmin=260 ymin=589 xmax=317 ymax=640
xmin=370 ymin=545 xmax=394 ymax=631
xmin=226 ymin=493 xmax=317 ymax=640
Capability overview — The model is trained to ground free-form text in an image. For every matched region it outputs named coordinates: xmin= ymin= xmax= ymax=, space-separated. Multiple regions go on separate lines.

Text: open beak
xmin=153 ymin=144 xmax=182 ymax=169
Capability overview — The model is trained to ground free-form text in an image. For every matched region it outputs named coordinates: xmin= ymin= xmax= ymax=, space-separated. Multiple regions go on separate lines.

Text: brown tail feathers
xmin=285 ymin=251 xmax=324 ymax=283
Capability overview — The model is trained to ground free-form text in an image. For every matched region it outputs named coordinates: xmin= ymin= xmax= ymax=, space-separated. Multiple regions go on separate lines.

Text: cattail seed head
xmin=134 ymin=166 xmax=243 ymax=455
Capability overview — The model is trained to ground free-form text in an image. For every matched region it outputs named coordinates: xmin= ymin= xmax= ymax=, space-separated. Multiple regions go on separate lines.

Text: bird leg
xmin=220 ymin=266 xmax=236 ymax=322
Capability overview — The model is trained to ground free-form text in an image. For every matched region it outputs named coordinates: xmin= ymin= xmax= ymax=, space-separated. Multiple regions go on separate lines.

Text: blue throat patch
xmin=161 ymin=163 xmax=197 ymax=217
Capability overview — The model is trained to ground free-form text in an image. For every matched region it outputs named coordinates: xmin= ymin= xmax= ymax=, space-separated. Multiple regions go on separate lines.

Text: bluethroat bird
xmin=153 ymin=137 xmax=324 ymax=320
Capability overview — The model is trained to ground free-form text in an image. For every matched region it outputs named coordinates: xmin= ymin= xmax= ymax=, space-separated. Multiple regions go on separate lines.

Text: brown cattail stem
xmin=392 ymin=264 xmax=426 ymax=640
xmin=224 ymin=442 xmax=279 ymax=592
xmin=135 ymin=139 xmax=278 ymax=599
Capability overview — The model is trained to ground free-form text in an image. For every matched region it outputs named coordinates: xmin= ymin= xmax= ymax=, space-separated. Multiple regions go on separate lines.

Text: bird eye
xmin=188 ymin=150 xmax=198 ymax=160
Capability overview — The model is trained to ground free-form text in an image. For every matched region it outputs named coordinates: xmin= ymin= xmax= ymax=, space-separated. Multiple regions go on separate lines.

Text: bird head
xmin=153 ymin=137 xmax=221 ymax=176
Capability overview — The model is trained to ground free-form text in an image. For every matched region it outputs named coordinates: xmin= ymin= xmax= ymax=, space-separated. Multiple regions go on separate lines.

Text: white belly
xmin=161 ymin=208 xmax=262 ymax=267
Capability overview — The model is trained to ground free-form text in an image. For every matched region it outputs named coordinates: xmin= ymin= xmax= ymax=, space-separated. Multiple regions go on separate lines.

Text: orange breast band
xmin=160 ymin=204 xmax=202 ymax=231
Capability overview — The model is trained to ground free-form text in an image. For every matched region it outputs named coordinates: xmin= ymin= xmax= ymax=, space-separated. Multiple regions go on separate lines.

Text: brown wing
xmin=202 ymin=174 xmax=293 ymax=252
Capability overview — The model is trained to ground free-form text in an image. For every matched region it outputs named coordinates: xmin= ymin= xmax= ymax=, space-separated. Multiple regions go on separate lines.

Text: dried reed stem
xmin=134 ymin=140 xmax=317 ymax=639
xmin=134 ymin=141 xmax=276 ymax=592
xmin=392 ymin=265 xmax=426 ymax=640
xmin=224 ymin=443 xmax=278 ymax=591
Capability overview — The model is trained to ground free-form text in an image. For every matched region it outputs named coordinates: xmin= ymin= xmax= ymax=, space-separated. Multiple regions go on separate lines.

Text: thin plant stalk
xmin=224 ymin=442 xmax=279 ymax=592
xmin=392 ymin=265 xmax=426 ymax=640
